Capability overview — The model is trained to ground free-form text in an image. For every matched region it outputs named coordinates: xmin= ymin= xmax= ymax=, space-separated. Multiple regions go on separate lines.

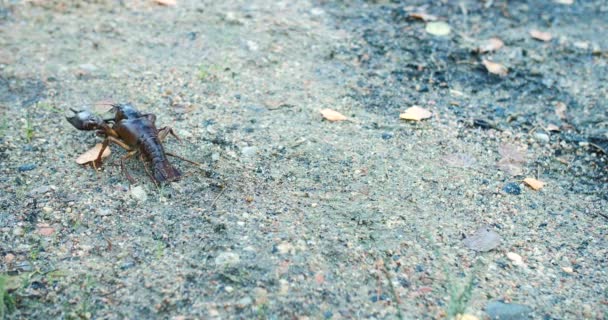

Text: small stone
xmin=310 ymin=7 xmax=325 ymax=16
xmin=241 ymin=146 xmax=258 ymax=158
xmin=562 ymin=266 xmax=574 ymax=274
xmin=214 ymin=251 xmax=240 ymax=267
xmin=97 ymin=208 xmax=112 ymax=216
xmin=463 ymin=226 xmax=501 ymax=252
xmin=13 ymin=227 xmax=24 ymax=236
xmin=131 ymin=186 xmax=148 ymax=202
xmin=276 ymin=242 xmax=294 ymax=254
xmin=225 ymin=286 xmax=234 ymax=293
xmin=211 ymin=153 xmax=220 ymax=161
xmin=534 ymin=132 xmax=550 ymax=143
xmin=246 ymin=40 xmax=259 ymax=51
xmin=236 ymin=296 xmax=253 ymax=308
xmin=503 ymin=182 xmax=521 ymax=195
xmin=42 ymin=206 xmax=53 ymax=213
xmin=29 ymin=185 xmax=52 ymax=196
xmin=4 ymin=253 xmax=15 ymax=263
xmin=381 ymin=132 xmax=393 ymax=140
xmin=18 ymin=164 xmax=36 ymax=172
xmin=253 ymin=287 xmax=268 ymax=305
xmin=485 ymin=301 xmax=532 ymax=320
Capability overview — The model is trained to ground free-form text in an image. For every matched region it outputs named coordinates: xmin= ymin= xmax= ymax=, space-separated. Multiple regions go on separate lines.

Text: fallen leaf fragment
xmin=409 ymin=12 xmax=438 ymax=22
xmin=154 ymin=0 xmax=176 ymax=5
xmin=463 ymin=226 xmax=501 ymax=252
xmin=479 ymin=37 xmax=504 ymax=53
xmin=562 ymin=266 xmax=574 ymax=274
xmin=76 ymin=143 xmax=111 ymax=165
xmin=320 ymin=108 xmax=347 ymax=122
xmin=555 ymin=101 xmax=567 ymax=119
xmin=530 ymin=29 xmax=552 ymax=42
xmin=482 ymin=59 xmax=508 ymax=76
xmin=399 ymin=106 xmax=432 ymax=121
xmin=523 ymin=177 xmax=545 ymax=190
xmin=425 ymin=21 xmax=451 ymax=36
xmin=507 ymin=252 xmax=526 ymax=266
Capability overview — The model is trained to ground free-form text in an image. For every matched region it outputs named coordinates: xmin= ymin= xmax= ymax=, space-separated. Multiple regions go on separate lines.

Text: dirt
xmin=1 ymin=0 xmax=607 ymax=319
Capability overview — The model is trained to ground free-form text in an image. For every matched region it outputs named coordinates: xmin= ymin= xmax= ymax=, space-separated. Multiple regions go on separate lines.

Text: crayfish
xmin=67 ymin=103 xmax=200 ymax=185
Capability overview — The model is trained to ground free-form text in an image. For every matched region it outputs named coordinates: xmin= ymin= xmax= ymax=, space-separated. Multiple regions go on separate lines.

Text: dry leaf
xmin=76 ymin=143 xmax=111 ymax=165
xmin=320 ymin=109 xmax=347 ymax=122
xmin=479 ymin=37 xmax=504 ymax=53
xmin=425 ymin=21 xmax=451 ymax=36
xmin=555 ymin=101 xmax=567 ymax=119
xmin=400 ymin=106 xmax=432 ymax=121
xmin=409 ymin=12 xmax=438 ymax=21
xmin=546 ymin=124 xmax=560 ymax=132
xmin=523 ymin=178 xmax=545 ymax=190
xmin=463 ymin=226 xmax=501 ymax=252
xmin=482 ymin=59 xmax=508 ymax=76
xmin=154 ymin=0 xmax=176 ymax=5
xmin=530 ymin=29 xmax=552 ymax=42
xmin=506 ymin=252 xmax=526 ymax=266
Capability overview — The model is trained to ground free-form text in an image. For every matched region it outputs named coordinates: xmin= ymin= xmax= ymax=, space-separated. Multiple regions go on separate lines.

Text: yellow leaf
xmin=530 ymin=29 xmax=552 ymax=42
xmin=425 ymin=21 xmax=451 ymax=36
xmin=76 ymin=143 xmax=111 ymax=165
xmin=523 ymin=178 xmax=545 ymax=190
xmin=399 ymin=106 xmax=432 ymax=121
xmin=479 ymin=37 xmax=504 ymax=53
xmin=482 ymin=59 xmax=508 ymax=76
xmin=320 ymin=109 xmax=347 ymax=122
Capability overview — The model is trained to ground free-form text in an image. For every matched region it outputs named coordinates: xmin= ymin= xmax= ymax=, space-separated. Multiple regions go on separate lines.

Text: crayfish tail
xmin=153 ymin=160 xmax=181 ymax=183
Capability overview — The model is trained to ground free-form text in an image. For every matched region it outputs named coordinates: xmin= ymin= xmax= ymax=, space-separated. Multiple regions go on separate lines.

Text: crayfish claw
xmin=66 ymin=109 xmax=104 ymax=131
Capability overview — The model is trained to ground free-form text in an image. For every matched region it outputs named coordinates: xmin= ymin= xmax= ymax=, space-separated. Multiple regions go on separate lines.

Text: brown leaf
xmin=555 ymin=101 xmax=567 ymax=119
xmin=463 ymin=226 xmax=501 ymax=252
xmin=523 ymin=177 xmax=545 ymax=190
xmin=409 ymin=12 xmax=438 ymax=21
xmin=479 ymin=37 xmax=504 ymax=53
xmin=482 ymin=59 xmax=508 ymax=76
xmin=76 ymin=143 xmax=111 ymax=165
xmin=399 ymin=106 xmax=432 ymax=121
xmin=530 ymin=29 xmax=552 ymax=42
xmin=320 ymin=109 xmax=347 ymax=122
xmin=154 ymin=0 xmax=176 ymax=5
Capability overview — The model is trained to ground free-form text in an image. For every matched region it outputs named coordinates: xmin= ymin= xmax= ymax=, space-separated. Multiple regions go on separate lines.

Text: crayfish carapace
xmin=67 ymin=103 xmax=200 ymax=185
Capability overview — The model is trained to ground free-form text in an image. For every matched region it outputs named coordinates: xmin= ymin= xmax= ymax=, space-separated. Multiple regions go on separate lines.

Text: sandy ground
xmin=1 ymin=0 xmax=607 ymax=319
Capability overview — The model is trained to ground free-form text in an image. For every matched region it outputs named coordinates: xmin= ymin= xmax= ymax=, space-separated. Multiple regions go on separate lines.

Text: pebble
xmin=485 ymin=301 xmax=532 ymax=319
xmin=13 ymin=227 xmax=24 ymax=236
xmin=130 ymin=186 xmax=148 ymax=202
xmin=534 ymin=132 xmax=550 ymax=143
xmin=253 ymin=287 xmax=268 ymax=305
xmin=381 ymin=132 xmax=393 ymax=140
xmin=236 ymin=296 xmax=252 ymax=308
xmin=241 ymin=146 xmax=258 ymax=158
xmin=503 ymin=182 xmax=521 ymax=195
xmin=18 ymin=164 xmax=36 ymax=172
xmin=214 ymin=251 xmax=240 ymax=267
xmin=97 ymin=208 xmax=113 ymax=216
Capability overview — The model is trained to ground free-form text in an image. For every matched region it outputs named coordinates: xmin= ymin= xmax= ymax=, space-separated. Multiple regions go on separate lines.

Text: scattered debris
xmin=76 ymin=143 xmax=111 ymax=165
xmin=482 ymin=59 xmax=508 ymax=76
xmin=530 ymin=29 xmax=552 ymax=42
xmin=425 ymin=21 xmax=451 ymax=36
xmin=523 ymin=178 xmax=545 ymax=190
xmin=463 ymin=226 xmax=501 ymax=252
xmin=399 ymin=106 xmax=432 ymax=121
xmin=320 ymin=108 xmax=348 ymax=122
